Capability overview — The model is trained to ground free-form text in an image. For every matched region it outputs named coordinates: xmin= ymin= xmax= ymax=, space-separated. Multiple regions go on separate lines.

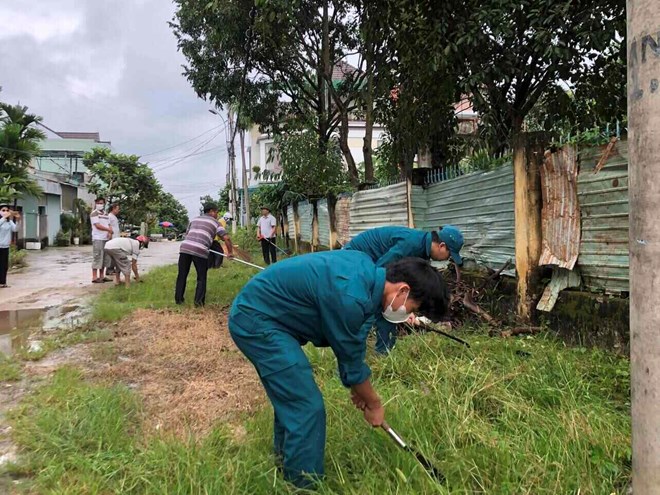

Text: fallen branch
xmin=462 ymin=293 xmax=497 ymax=324
xmin=593 ymin=137 xmax=618 ymax=174
xmin=477 ymin=258 xmax=512 ymax=292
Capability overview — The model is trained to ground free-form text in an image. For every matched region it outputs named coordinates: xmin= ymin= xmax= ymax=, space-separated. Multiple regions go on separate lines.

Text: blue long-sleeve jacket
xmin=344 ymin=226 xmax=431 ymax=267
xmin=229 ymin=250 xmax=385 ymax=387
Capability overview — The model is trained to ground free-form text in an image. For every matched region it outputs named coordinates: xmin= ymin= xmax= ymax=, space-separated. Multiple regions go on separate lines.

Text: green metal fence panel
xmin=317 ymin=199 xmax=331 ymax=248
xmin=576 ymin=140 xmax=629 ymax=293
xmin=349 ymin=182 xmax=408 ymax=238
xmin=287 ymin=205 xmax=295 ymax=238
xmin=298 ymin=201 xmax=314 ymax=243
xmin=413 ymin=165 xmax=515 ymax=271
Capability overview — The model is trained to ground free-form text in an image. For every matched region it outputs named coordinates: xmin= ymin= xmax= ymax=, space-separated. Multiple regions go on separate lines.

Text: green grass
xmin=92 ymin=261 xmax=258 ymax=322
xmin=0 ymin=355 xmax=22 ymax=381
xmin=6 ymin=328 xmax=631 ymax=494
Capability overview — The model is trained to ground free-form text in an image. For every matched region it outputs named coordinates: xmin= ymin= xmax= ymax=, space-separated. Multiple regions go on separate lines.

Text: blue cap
xmin=438 ymin=225 xmax=464 ymax=265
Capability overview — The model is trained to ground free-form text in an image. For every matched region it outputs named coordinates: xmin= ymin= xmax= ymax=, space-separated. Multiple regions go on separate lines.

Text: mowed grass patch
xmin=92 ymin=261 xmax=258 ymax=322
xmin=0 ymin=355 xmax=22 ymax=382
xmin=7 ymin=329 xmax=630 ymax=494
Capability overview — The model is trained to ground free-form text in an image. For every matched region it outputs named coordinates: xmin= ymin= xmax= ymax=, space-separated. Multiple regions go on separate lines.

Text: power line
xmin=139 ymin=123 xmax=226 ymax=158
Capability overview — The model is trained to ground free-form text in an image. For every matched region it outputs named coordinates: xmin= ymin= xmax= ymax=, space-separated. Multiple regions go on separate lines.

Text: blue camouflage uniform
xmin=344 ymin=226 xmax=432 ymax=354
xmin=228 ymin=250 xmax=386 ymax=488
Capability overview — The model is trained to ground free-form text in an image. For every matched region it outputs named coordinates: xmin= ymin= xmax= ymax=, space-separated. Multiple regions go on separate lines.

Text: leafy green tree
xmin=83 ymin=147 xmax=161 ymax=226
xmin=171 ymin=0 xmax=360 ymax=182
xmin=0 ymin=101 xmax=44 ymax=200
xmin=156 ymin=192 xmax=189 ymax=231
xmin=457 ymin=0 xmax=625 ymax=152
xmin=272 ymin=130 xmax=348 ymax=199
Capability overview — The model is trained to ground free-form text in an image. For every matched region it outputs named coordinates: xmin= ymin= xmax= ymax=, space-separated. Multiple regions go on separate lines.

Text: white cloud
xmin=0 ymin=4 xmax=81 ymax=42
xmin=0 ymin=0 xmax=231 ymax=218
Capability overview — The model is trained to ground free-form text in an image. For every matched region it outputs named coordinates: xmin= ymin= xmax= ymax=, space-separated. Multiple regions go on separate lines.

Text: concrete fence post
xmin=513 ymin=133 xmax=544 ymax=321
xmin=311 ymin=200 xmax=319 ymax=252
xmin=628 ymin=2 xmax=660 ymax=492
xmin=293 ymin=202 xmax=300 ymax=253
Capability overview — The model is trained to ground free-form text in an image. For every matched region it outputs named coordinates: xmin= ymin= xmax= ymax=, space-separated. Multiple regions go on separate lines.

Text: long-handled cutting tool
xmin=381 ymin=421 xmax=446 ymax=484
xmin=210 ymin=249 xmax=264 ymax=271
xmin=264 ymin=237 xmax=291 ymax=257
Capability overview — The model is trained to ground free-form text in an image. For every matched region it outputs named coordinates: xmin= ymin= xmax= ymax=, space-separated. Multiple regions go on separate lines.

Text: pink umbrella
xmin=159 ymin=221 xmax=174 ymax=228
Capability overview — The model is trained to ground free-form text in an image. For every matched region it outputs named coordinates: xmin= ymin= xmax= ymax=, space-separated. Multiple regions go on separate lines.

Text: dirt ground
xmin=90 ymin=308 xmax=265 ymax=438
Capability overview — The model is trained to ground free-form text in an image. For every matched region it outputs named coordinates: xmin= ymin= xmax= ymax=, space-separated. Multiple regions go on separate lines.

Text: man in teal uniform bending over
xmin=344 ymin=225 xmax=464 ymax=354
xmin=228 ymin=251 xmax=449 ymax=488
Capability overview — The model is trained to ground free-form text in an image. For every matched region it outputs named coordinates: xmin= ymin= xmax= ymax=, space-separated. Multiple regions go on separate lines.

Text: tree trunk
xmin=317 ymin=2 xmax=330 ymax=159
xmin=240 ymin=129 xmax=250 ymax=226
xmin=628 ymin=1 xmax=660 ymax=492
xmin=363 ymin=43 xmax=375 ymax=182
xmin=338 ymin=110 xmax=359 ymax=187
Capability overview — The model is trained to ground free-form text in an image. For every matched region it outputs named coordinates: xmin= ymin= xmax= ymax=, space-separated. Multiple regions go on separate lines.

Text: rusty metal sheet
xmin=576 ymin=140 xmax=629 ymax=293
xmin=335 ymin=195 xmax=352 ymax=246
xmin=539 ymin=145 xmax=581 ymax=270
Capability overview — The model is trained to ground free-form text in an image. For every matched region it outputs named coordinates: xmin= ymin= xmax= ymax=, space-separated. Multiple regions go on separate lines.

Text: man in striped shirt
xmin=175 ymin=202 xmax=233 ymax=306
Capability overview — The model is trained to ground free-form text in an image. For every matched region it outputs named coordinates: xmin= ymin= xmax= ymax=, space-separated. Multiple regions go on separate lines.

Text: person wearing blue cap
xmin=228 ymin=252 xmax=449 ymax=489
xmin=344 ymin=225 xmax=464 ymax=354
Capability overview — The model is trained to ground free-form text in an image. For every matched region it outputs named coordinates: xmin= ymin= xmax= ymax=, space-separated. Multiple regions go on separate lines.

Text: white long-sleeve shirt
xmin=0 ymin=218 xmax=18 ymax=248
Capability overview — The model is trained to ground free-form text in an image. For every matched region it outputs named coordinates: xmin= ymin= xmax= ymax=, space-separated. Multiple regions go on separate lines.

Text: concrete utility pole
xmin=240 ymin=129 xmax=250 ymax=227
xmin=227 ymin=111 xmax=238 ymax=234
xmin=628 ymin=1 xmax=660 ymax=493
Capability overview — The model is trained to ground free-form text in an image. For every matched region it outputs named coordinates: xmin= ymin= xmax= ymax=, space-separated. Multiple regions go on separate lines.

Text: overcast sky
xmin=0 ymin=0 xmax=231 ymax=218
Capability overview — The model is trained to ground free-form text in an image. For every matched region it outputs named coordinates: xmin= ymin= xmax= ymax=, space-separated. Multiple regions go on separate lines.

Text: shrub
xmin=9 ymin=245 xmax=27 ymax=269
xmin=55 ymin=229 xmax=71 ymax=247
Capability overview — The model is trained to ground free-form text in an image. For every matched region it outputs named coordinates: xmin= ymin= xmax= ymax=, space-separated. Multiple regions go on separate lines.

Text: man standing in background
xmin=105 ymin=203 xmax=121 ymax=276
xmin=90 ymin=197 xmax=113 ymax=284
xmin=175 ymin=202 xmax=233 ymax=306
xmin=256 ymin=206 xmax=277 ymax=265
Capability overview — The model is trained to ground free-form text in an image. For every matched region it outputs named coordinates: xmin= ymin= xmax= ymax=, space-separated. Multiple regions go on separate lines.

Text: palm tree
xmin=0 ymin=101 xmax=45 ymax=201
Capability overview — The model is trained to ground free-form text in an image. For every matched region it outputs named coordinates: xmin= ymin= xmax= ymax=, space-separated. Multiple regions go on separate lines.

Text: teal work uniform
xmin=344 ymin=227 xmax=431 ymax=353
xmin=228 ymin=250 xmax=386 ymax=488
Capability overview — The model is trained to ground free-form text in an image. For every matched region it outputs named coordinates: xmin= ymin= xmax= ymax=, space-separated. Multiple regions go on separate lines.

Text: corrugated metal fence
xmin=576 ymin=141 xmax=629 ymax=293
xmin=287 ymin=205 xmax=295 ymax=238
xmin=282 ymin=141 xmax=630 ymax=294
xmin=298 ymin=201 xmax=314 ymax=243
xmin=349 ymin=181 xmax=408 ymax=238
xmin=413 ymin=165 xmax=516 ymax=271
xmin=317 ymin=199 xmax=331 ymax=248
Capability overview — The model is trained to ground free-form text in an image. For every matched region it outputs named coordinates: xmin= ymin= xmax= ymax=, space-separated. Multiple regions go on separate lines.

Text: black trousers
xmin=208 ymin=240 xmax=224 ymax=269
xmin=260 ymin=237 xmax=277 ymax=265
xmin=175 ymin=253 xmax=209 ymax=306
xmin=0 ymin=248 xmax=8 ymax=285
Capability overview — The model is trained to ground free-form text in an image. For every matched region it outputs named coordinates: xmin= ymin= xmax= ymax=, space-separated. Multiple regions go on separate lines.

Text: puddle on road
xmin=0 ymin=305 xmax=90 ymax=356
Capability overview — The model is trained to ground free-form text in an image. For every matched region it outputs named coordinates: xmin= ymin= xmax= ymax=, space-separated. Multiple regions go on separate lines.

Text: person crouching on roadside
xmin=103 ymin=235 xmax=149 ymax=287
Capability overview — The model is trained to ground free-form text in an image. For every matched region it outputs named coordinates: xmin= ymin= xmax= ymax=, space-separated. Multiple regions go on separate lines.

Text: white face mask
xmin=95 ymin=204 xmax=104 ymax=211
xmin=382 ymin=290 xmax=411 ymax=324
